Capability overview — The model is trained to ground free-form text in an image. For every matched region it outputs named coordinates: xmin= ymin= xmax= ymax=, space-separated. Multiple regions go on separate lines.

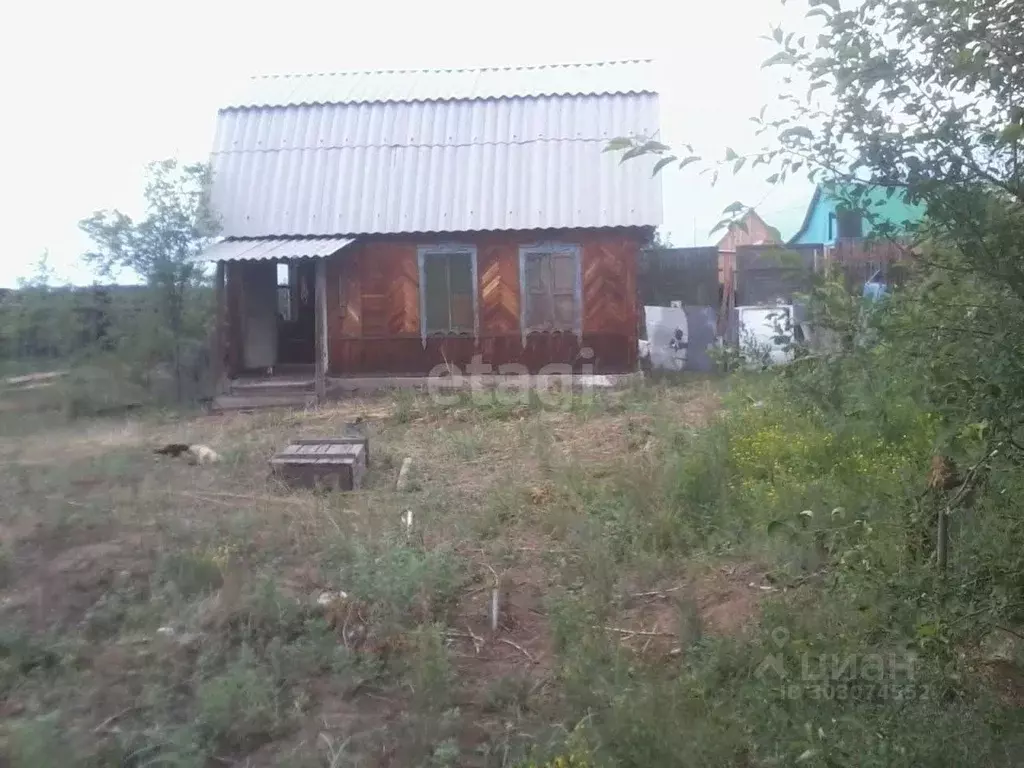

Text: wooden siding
xmin=327 ymin=229 xmax=643 ymax=374
xmin=479 ymin=242 xmax=520 ymax=335
xmin=583 ymin=238 xmax=636 ymax=334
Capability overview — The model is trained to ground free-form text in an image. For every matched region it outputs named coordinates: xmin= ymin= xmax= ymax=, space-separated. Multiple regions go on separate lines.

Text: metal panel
xmin=683 ymin=306 xmax=718 ymax=372
xmin=227 ymin=60 xmax=655 ymax=108
xmin=199 ymin=236 xmax=356 ymax=262
xmin=211 ymin=93 xmax=661 ymax=237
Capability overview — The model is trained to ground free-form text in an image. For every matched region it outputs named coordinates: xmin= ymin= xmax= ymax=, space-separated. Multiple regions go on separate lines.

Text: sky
xmin=0 ymin=0 xmax=815 ymax=286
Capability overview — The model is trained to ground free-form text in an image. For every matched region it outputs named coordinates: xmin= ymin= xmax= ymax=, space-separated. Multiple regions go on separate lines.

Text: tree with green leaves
xmin=614 ymin=0 xmax=1024 ymax=582
xmin=617 ymin=0 xmax=1023 ymax=231
xmin=80 ymin=159 xmax=218 ymax=400
xmin=617 ymin=0 xmax=1024 ymax=438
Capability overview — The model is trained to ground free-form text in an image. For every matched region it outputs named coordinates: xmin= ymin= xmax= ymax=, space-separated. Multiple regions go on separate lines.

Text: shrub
xmin=195 ymin=646 xmax=281 ymax=752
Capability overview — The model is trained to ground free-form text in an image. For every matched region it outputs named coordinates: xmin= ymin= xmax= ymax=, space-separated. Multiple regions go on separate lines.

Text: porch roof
xmin=199 ymin=236 xmax=356 ymax=262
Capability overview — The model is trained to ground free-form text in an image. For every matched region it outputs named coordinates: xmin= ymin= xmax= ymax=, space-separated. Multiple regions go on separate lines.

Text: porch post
xmin=212 ymin=260 xmax=226 ymax=394
xmin=314 ymin=257 xmax=328 ymax=403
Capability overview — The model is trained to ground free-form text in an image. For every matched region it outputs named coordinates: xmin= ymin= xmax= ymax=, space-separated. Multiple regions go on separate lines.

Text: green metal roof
xmin=831 ymin=182 xmax=925 ymax=226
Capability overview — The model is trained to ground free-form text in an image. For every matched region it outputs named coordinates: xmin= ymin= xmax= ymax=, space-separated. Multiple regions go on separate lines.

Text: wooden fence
xmin=637 ymin=247 xmax=720 ymax=307
xmin=829 ymin=238 xmax=914 ymax=290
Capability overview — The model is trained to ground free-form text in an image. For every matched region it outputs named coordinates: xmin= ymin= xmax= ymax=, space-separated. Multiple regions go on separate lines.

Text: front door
xmin=242 ymin=260 xmax=279 ymax=370
xmin=277 ymin=260 xmax=317 ymax=365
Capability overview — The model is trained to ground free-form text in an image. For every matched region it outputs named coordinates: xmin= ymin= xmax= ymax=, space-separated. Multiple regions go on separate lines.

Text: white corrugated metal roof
xmin=199 ymin=236 xmax=355 ymax=262
xmin=227 ymin=60 xmax=654 ymax=108
xmin=210 ymin=62 xmax=662 ymax=238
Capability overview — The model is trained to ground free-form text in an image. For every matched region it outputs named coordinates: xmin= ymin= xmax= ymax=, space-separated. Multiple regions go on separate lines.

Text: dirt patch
xmin=692 ymin=563 xmax=768 ymax=636
xmin=610 ymin=562 xmax=769 ymax=657
xmin=7 ymin=421 xmax=149 ymax=465
xmin=451 ymin=561 xmax=554 ymax=679
xmin=1 ymin=534 xmax=155 ymax=632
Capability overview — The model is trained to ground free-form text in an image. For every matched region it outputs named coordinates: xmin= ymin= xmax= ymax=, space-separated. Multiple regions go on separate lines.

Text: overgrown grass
xmin=1 ymin=373 xmax=1022 ymax=766
xmin=532 ymin=369 xmax=1024 ymax=767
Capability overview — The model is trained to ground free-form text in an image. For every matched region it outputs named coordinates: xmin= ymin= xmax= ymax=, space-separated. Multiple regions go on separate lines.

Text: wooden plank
xmin=289 ymin=438 xmax=367 ymax=445
xmin=479 ymin=244 xmax=520 ymax=334
xmin=225 ymin=261 xmax=244 ymax=377
xmin=289 ymin=436 xmax=369 ymax=464
xmin=212 ymin=261 xmax=226 ymax=393
xmin=315 ymin=257 xmax=328 ymax=403
xmin=584 ymin=240 xmax=631 ymax=333
xmin=387 ymin=246 xmax=420 ymax=334
xmin=212 ymin=393 xmax=316 ymax=411
xmin=336 ymin=248 xmax=362 ymax=338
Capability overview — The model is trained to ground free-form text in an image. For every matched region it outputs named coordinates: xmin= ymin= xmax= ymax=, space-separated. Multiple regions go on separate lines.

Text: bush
xmin=195 ymin=646 xmax=281 ymax=752
xmin=330 ymin=539 xmax=465 ymax=634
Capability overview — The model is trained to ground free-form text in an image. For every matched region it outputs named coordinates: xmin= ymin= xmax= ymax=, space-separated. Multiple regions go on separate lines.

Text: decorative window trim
xmin=518 ymin=242 xmax=583 ymax=347
xmin=417 ymin=243 xmax=478 ymax=345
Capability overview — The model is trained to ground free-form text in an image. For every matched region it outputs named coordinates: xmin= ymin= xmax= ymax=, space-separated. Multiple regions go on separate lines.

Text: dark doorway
xmin=276 ymin=260 xmax=317 ymax=365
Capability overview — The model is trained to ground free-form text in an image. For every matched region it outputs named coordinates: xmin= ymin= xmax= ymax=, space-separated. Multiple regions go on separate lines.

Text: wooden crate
xmin=269 ymin=437 xmax=368 ymax=491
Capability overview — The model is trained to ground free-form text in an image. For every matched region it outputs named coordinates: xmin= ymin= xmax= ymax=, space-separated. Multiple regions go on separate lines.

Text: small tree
xmin=80 ymin=160 xmax=218 ymax=400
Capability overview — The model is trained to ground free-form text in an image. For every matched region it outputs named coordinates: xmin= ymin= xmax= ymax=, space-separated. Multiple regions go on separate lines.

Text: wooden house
xmin=789 ymin=183 xmax=924 ymax=246
xmin=788 ymin=182 xmax=924 ymax=291
xmin=201 ymin=61 xmax=662 ymax=397
xmin=715 ymin=208 xmax=782 ymax=323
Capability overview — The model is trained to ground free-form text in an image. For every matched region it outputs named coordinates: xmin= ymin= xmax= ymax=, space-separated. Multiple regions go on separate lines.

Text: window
xmin=836 ymin=209 xmax=864 ymax=239
xmin=519 ymin=244 xmax=581 ymax=334
xmin=827 ymin=213 xmax=837 ymax=242
xmin=418 ymin=246 xmax=477 ymax=337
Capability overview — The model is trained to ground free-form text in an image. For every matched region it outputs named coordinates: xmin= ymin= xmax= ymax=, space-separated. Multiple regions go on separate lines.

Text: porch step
xmin=229 ymin=378 xmax=315 ymax=397
xmin=212 ymin=393 xmax=317 ymax=412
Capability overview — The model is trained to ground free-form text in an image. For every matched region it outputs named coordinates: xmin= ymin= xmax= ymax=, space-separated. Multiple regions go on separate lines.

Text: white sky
xmin=0 ymin=0 xmax=814 ymax=286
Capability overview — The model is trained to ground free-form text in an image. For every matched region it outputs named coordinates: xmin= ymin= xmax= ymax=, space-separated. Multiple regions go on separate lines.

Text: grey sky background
xmin=0 ymin=0 xmax=814 ymax=286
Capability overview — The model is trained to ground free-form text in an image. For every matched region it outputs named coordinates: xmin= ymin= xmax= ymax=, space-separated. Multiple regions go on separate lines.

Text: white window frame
xmin=518 ymin=242 xmax=583 ymax=346
xmin=417 ymin=243 xmax=478 ymax=345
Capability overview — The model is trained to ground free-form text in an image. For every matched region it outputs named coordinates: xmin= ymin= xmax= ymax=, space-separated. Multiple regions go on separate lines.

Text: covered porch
xmin=205 ymin=237 xmax=355 ymax=403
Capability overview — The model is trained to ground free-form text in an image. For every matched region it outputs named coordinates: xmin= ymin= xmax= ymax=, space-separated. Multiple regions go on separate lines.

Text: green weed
xmin=195 ymin=646 xmax=282 ymax=752
xmin=331 ymin=540 xmax=465 ymax=634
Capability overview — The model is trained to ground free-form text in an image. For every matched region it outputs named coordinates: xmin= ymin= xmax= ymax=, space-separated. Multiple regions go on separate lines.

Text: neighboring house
xmin=201 ymin=60 xmax=661 ymax=390
xmin=716 ymin=209 xmax=782 ymax=252
xmin=715 ymin=208 xmax=782 ymax=330
xmin=788 ymin=183 xmax=925 ymax=245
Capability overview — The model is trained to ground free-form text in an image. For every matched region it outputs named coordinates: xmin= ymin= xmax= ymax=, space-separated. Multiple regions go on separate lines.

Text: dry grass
xmin=0 ymin=377 xmax=738 ymax=767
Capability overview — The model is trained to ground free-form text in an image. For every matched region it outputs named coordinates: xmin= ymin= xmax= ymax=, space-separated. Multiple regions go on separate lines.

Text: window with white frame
xmin=418 ymin=245 xmax=477 ymax=336
xmin=519 ymin=244 xmax=581 ymax=333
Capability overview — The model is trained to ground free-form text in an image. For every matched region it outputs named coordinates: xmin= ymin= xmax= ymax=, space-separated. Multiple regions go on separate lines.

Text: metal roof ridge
xmin=248 ymin=59 xmax=655 ymax=81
